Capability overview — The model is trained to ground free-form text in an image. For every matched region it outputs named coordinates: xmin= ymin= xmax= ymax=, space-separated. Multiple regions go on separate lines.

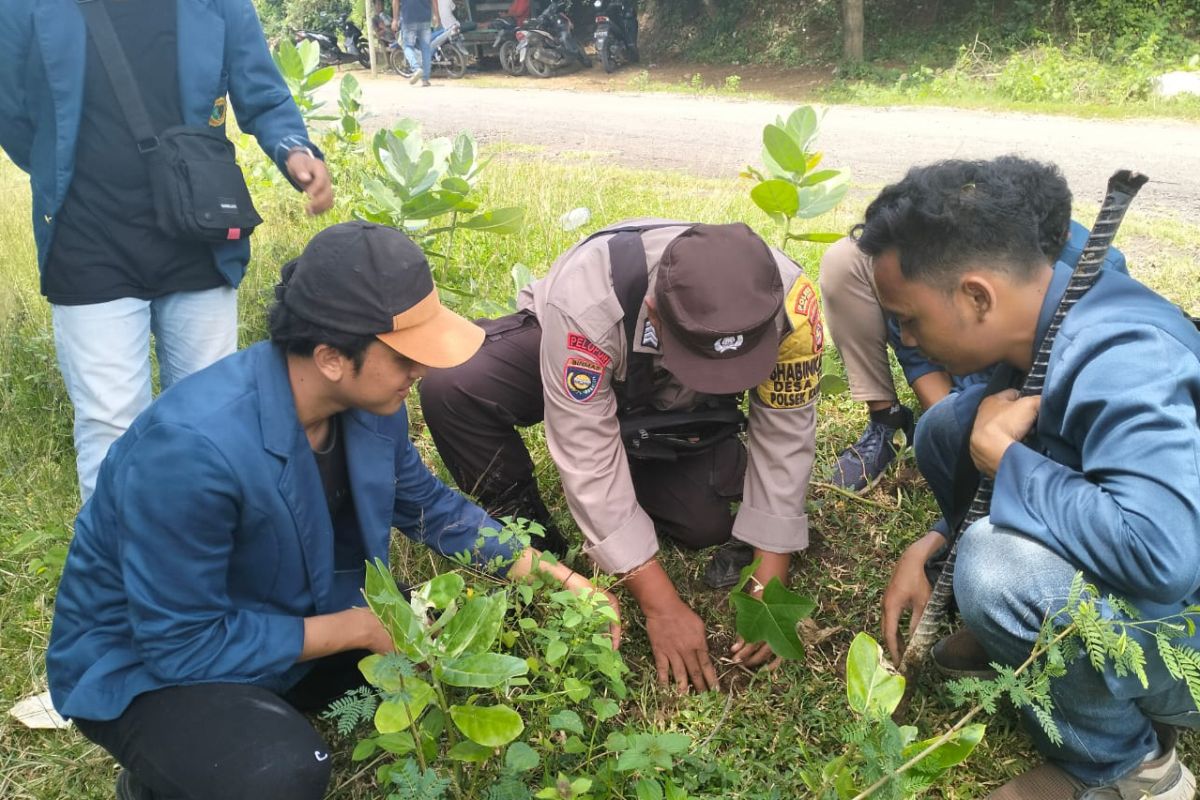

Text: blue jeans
xmin=912 ymin=383 xmax=987 ymax=536
xmin=956 ymin=514 xmax=1200 ymax=784
xmin=51 ymin=287 xmax=237 ymax=502
xmin=402 ymin=21 xmax=432 ymax=79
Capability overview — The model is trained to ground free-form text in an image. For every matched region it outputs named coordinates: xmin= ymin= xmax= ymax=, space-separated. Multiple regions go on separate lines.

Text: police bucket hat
xmin=278 ymin=221 xmax=483 ymax=368
xmin=654 ymin=223 xmax=784 ymax=395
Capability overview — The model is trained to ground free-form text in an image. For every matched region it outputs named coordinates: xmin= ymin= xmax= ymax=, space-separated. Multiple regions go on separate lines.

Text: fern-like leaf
xmin=322 ymin=686 xmax=380 ymax=737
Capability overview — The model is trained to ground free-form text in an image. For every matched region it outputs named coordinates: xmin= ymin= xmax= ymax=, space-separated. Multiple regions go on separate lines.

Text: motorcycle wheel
xmin=444 ymin=46 xmax=469 ymax=78
xmin=525 ymin=47 xmax=555 ymax=78
xmin=576 ymin=48 xmax=592 ymax=69
xmin=388 ymin=47 xmax=415 ymax=78
xmin=600 ymin=41 xmax=618 ymax=73
xmin=499 ymin=40 xmax=524 ymax=76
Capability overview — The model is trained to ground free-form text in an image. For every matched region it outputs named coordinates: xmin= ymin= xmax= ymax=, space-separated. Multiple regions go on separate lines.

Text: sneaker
xmin=421 ymin=78 xmax=431 ymax=87
xmin=702 ymin=540 xmax=756 ymax=590
xmin=989 ymin=728 xmax=1195 ymax=799
xmin=829 ymin=406 xmax=915 ymax=493
xmin=407 ymin=70 xmax=422 ymax=85
xmin=931 ymin=628 xmax=998 ymax=680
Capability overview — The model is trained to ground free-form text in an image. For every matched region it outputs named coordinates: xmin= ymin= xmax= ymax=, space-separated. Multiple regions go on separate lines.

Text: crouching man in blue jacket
xmin=46 ymin=222 xmax=618 ymax=800
xmin=865 ymin=160 xmax=1200 ymax=799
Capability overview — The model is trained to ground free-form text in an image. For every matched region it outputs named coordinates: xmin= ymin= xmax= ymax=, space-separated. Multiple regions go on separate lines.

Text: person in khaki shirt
xmin=421 ymin=219 xmax=821 ymax=692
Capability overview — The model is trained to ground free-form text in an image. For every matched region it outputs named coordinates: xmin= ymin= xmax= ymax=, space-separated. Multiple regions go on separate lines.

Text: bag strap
xmin=75 ymin=0 xmax=160 ymax=153
xmin=606 ymin=230 xmax=659 ymax=413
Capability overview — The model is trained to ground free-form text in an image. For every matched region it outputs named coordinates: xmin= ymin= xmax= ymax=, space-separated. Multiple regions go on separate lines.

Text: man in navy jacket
xmin=868 ymin=160 xmax=1200 ymax=799
xmin=0 ymin=0 xmax=332 ymax=502
xmin=47 ymin=223 xmax=614 ymax=800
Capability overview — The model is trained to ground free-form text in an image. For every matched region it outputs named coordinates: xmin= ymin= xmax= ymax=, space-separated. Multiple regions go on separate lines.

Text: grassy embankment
xmin=1 ymin=139 xmax=1198 ymax=798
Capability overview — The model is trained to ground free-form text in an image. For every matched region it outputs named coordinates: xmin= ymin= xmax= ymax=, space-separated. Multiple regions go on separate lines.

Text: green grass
xmin=1 ymin=140 xmax=1198 ymax=799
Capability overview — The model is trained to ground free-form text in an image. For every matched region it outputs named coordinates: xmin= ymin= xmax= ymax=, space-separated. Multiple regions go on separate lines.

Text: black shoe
xmin=702 ymin=541 xmax=756 ymax=589
xmin=930 ymin=628 xmax=998 ymax=680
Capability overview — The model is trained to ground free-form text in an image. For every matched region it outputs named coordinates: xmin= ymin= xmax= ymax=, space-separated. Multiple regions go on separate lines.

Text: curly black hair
xmin=852 ymin=156 xmax=1069 ymax=289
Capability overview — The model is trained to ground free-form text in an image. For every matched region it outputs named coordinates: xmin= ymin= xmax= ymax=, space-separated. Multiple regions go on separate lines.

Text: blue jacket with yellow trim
xmin=0 ymin=0 xmax=318 ymax=287
xmin=46 ymin=342 xmax=514 ymax=722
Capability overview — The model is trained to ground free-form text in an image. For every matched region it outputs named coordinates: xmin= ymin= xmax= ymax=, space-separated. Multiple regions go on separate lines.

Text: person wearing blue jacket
xmin=817 ymin=156 xmax=1126 ymax=494
xmin=0 ymin=0 xmax=333 ymax=503
xmin=868 ymin=159 xmax=1200 ymax=800
xmin=46 ymin=222 xmax=617 ymax=800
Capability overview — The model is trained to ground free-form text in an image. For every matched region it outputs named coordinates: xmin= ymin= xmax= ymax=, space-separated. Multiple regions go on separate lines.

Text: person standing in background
xmin=0 ymin=0 xmax=333 ymax=504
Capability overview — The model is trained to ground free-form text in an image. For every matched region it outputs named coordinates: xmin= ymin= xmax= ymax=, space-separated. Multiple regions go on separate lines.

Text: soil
xmin=323 ymin=60 xmax=1200 ymax=219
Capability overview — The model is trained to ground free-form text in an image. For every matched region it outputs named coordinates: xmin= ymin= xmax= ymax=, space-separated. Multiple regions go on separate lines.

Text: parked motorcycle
xmin=593 ymin=0 xmax=638 ymax=73
xmin=293 ymin=13 xmax=370 ymax=69
xmin=516 ymin=0 xmax=591 ymax=79
xmin=388 ymin=23 xmax=470 ymax=79
xmin=490 ymin=15 xmax=524 ymax=76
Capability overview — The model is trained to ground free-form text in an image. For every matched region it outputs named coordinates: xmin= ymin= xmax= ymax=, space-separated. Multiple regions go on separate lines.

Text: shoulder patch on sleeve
xmin=566 ymin=332 xmax=612 ymax=367
xmin=757 ymin=275 xmax=824 ymax=409
xmin=563 ymin=357 xmax=605 ymax=403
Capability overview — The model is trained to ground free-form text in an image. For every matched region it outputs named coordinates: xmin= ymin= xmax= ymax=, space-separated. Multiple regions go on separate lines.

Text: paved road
xmin=327 ymin=76 xmax=1200 ymax=218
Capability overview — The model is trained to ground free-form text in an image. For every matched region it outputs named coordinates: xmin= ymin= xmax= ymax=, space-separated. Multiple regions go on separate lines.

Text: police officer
xmin=422 ymin=219 xmax=823 ymax=691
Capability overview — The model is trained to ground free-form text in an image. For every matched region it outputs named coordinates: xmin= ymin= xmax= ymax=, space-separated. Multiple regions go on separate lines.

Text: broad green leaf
xmin=450 ymin=704 xmax=525 ymax=747
xmin=786 ymin=106 xmax=820 ymax=152
xmin=448 ymin=740 xmax=494 ymax=762
xmin=363 ymin=559 xmax=425 ymax=658
xmin=591 ymin=697 xmax=621 ymax=721
xmin=440 ymin=593 xmax=506 ymax=656
xmin=297 ymin=39 xmax=321 ymax=75
xmin=800 ymin=169 xmax=842 ymax=187
xmin=563 ymin=677 xmax=591 ymax=702
xmin=563 ymin=735 xmax=587 ymax=754
xmin=272 ymin=39 xmax=304 ymax=83
xmin=902 ymin=723 xmax=986 ymax=779
xmin=441 ymin=176 xmax=471 ymax=195
xmin=818 ymin=373 xmax=850 ymax=396
xmin=375 ymin=732 xmax=416 ymax=754
xmin=374 ymin=679 xmax=435 ymax=733
xmin=636 ymin=779 xmax=664 ymax=800
xmin=449 ymin=133 xmax=475 ymax=176
xmin=437 ymin=652 xmax=529 ymax=688
xmin=363 ymin=177 xmax=405 ymax=216
xmin=846 ymin=632 xmax=906 ymax=718
xmin=545 ymin=639 xmax=568 ymax=665
xmin=664 ymin=780 xmax=688 ymax=800
xmin=302 ymin=65 xmax=336 ymax=93
xmin=358 ymin=653 xmax=412 ymax=692
xmin=351 ymin=738 xmax=378 ymax=761
xmin=751 ymin=179 xmax=800 ymax=218
xmin=402 ymin=191 xmax=462 ymax=220
xmin=424 ymin=573 xmax=465 ymax=610
xmin=763 ymin=124 xmax=806 ymax=173
xmin=511 ymin=262 xmax=535 ymax=299
xmin=462 ymin=207 xmax=526 ymax=234
xmin=339 ymin=73 xmax=361 ymax=110
xmin=730 ymin=578 xmax=815 ymax=661
xmin=505 ymin=741 xmax=540 ymax=772
xmin=796 ymin=174 xmax=851 ymax=220
xmin=786 ymin=232 xmax=845 ymax=244
xmin=548 ymin=709 xmax=585 ymax=736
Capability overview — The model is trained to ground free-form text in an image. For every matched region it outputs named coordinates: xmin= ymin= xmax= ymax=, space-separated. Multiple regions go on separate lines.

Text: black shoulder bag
xmin=597 ymin=225 xmax=747 ymax=462
xmin=77 ymin=0 xmax=263 ymax=242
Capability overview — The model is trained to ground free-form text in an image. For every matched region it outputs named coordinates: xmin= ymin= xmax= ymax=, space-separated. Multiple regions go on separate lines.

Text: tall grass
xmin=1 ymin=144 xmax=1197 ymax=798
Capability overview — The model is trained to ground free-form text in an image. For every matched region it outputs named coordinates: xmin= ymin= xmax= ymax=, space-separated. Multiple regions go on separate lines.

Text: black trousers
xmin=420 ymin=313 xmax=747 ymax=551
xmin=74 ymin=651 xmax=369 ymax=800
